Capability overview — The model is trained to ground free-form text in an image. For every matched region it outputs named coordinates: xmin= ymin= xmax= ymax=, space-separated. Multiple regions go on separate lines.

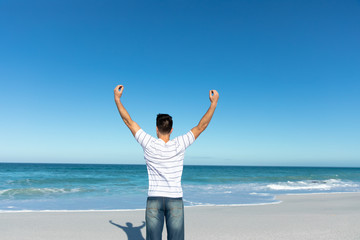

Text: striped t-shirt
xmin=135 ymin=129 xmax=195 ymax=198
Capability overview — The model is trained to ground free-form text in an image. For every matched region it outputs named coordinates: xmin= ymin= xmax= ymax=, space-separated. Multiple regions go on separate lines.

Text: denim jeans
xmin=146 ymin=197 xmax=184 ymax=240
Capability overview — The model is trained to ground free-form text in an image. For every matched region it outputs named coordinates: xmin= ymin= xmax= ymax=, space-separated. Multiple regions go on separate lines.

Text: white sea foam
xmin=183 ymin=199 xmax=210 ymax=206
xmin=0 ymin=188 xmax=82 ymax=196
xmin=265 ymin=179 xmax=359 ymax=191
xmin=249 ymin=192 xmax=271 ymax=196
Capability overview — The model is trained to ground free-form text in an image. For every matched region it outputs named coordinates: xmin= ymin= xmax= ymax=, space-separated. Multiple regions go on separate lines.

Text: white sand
xmin=1 ymin=193 xmax=359 ymax=240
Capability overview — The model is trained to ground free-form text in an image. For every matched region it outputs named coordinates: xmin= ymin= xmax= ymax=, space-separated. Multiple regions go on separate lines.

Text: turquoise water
xmin=1 ymin=163 xmax=359 ymax=211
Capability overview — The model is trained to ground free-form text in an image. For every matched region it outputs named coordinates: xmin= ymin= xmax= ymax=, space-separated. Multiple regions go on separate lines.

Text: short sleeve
xmin=176 ymin=131 xmax=195 ymax=150
xmin=135 ymin=129 xmax=154 ymax=149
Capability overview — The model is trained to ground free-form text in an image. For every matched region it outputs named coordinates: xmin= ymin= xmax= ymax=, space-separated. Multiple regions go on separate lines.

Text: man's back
xmin=135 ymin=129 xmax=195 ymax=198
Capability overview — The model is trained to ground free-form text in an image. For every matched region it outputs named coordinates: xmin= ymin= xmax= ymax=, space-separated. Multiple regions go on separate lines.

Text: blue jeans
xmin=146 ymin=197 xmax=184 ymax=240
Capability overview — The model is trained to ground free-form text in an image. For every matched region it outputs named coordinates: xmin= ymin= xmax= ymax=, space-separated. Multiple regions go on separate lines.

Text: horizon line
xmin=1 ymin=161 xmax=359 ymax=169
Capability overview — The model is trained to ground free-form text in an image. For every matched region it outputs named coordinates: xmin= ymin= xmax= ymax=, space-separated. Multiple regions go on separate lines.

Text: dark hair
xmin=156 ymin=114 xmax=173 ymax=134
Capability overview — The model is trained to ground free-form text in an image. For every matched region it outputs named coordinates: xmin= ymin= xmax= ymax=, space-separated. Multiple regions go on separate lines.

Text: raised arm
xmin=114 ymin=85 xmax=140 ymax=136
xmin=191 ymin=90 xmax=219 ymax=139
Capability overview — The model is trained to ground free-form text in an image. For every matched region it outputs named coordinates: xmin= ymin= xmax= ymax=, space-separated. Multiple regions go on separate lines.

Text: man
xmin=114 ymin=84 xmax=219 ymax=240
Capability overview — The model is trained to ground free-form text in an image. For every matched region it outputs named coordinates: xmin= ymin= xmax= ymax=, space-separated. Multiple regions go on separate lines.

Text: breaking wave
xmin=265 ymin=179 xmax=359 ymax=191
xmin=0 ymin=188 xmax=83 ymax=198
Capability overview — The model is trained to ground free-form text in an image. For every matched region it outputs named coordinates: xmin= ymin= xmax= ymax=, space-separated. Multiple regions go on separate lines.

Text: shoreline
xmin=1 ymin=191 xmax=359 ymax=213
xmin=1 ymin=192 xmax=360 ymax=240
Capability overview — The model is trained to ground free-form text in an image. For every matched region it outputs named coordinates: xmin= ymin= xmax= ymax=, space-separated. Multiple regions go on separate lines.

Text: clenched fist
xmin=209 ymin=90 xmax=219 ymax=104
xmin=114 ymin=85 xmax=124 ymax=99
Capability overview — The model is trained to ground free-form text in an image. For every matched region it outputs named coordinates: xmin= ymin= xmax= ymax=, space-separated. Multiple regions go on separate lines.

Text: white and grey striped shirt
xmin=135 ymin=129 xmax=195 ymax=198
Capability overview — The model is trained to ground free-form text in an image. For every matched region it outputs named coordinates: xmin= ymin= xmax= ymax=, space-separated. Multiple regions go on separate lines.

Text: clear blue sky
xmin=1 ymin=0 xmax=359 ymax=167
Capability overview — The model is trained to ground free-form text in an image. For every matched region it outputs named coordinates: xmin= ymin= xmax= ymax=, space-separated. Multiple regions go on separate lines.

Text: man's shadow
xmin=109 ymin=220 xmax=145 ymax=240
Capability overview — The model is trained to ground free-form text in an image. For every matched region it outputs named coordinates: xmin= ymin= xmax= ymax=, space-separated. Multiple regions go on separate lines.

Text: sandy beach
xmin=1 ymin=193 xmax=359 ymax=240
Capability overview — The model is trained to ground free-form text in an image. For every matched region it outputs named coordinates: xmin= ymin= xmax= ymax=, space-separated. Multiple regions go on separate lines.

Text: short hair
xmin=156 ymin=114 xmax=173 ymax=134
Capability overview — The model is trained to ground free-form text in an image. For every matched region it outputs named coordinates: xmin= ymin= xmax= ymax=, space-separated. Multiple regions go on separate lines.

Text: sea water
xmin=1 ymin=163 xmax=359 ymax=211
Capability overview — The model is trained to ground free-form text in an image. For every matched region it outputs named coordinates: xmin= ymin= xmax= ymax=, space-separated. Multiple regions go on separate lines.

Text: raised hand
xmin=209 ymin=90 xmax=219 ymax=104
xmin=114 ymin=85 xmax=124 ymax=99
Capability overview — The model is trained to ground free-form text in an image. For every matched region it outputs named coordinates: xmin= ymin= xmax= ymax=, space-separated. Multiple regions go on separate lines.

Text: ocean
xmin=1 ymin=163 xmax=359 ymax=212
